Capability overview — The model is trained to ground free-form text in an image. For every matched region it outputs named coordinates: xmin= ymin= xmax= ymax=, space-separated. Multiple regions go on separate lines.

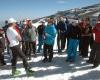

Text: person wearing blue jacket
xmin=42 ymin=18 xmax=57 ymax=63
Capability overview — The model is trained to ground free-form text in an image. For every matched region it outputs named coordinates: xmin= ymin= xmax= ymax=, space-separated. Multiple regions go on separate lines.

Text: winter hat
xmin=72 ymin=20 xmax=79 ymax=23
xmin=39 ymin=20 xmax=45 ymax=23
xmin=8 ymin=18 xmax=17 ymax=24
xmin=26 ymin=18 xmax=31 ymax=21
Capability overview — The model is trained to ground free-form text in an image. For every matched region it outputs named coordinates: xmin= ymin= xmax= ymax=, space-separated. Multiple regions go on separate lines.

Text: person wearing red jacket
xmin=87 ymin=17 xmax=100 ymax=68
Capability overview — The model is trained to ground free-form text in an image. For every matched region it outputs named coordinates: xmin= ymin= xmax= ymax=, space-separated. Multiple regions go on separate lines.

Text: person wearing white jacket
xmin=7 ymin=18 xmax=34 ymax=76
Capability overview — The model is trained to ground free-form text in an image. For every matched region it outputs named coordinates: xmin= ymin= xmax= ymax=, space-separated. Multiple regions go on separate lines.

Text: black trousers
xmin=88 ymin=42 xmax=96 ymax=62
xmin=22 ymin=41 xmax=25 ymax=54
xmin=24 ymin=41 xmax=29 ymax=56
xmin=80 ymin=36 xmax=90 ymax=57
xmin=92 ymin=42 xmax=100 ymax=65
xmin=89 ymin=36 xmax=94 ymax=49
xmin=43 ymin=43 xmax=53 ymax=60
xmin=0 ymin=49 xmax=5 ymax=65
xmin=10 ymin=45 xmax=30 ymax=70
xmin=28 ymin=41 xmax=36 ymax=57
xmin=79 ymin=38 xmax=82 ymax=54
xmin=57 ymin=33 xmax=66 ymax=52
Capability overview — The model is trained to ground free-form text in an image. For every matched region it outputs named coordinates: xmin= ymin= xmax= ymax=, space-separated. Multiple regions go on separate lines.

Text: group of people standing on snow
xmin=0 ymin=14 xmax=100 ymax=76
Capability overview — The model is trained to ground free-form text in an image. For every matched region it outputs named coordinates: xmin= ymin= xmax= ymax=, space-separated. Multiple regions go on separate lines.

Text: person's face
xmin=25 ymin=20 xmax=29 ymax=25
xmin=48 ymin=19 xmax=53 ymax=24
xmin=83 ymin=18 xmax=90 ymax=24
xmin=86 ymin=20 xmax=89 ymax=24
xmin=29 ymin=21 xmax=32 ymax=26
xmin=27 ymin=20 xmax=31 ymax=26
xmin=0 ymin=31 xmax=4 ymax=34
xmin=60 ymin=17 xmax=64 ymax=21
xmin=12 ymin=23 xmax=17 ymax=27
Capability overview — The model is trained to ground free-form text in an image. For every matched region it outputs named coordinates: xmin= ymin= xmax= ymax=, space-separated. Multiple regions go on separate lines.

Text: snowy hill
xmin=57 ymin=3 xmax=100 ymax=18
xmin=41 ymin=3 xmax=100 ymax=19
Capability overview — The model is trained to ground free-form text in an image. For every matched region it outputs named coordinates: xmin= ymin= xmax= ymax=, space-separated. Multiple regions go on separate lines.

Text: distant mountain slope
xmin=47 ymin=3 xmax=100 ymax=19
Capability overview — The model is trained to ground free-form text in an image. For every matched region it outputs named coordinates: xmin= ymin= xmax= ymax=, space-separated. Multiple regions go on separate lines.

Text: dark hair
xmin=98 ymin=14 xmax=100 ymax=18
xmin=50 ymin=17 xmax=54 ymax=20
xmin=5 ymin=20 xmax=8 ymax=24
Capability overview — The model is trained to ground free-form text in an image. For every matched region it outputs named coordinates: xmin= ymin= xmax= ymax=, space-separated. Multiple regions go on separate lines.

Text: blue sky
xmin=0 ymin=0 xmax=100 ymax=21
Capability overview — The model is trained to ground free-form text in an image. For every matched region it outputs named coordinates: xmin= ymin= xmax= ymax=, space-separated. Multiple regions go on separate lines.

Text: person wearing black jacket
xmin=37 ymin=21 xmax=45 ymax=53
xmin=57 ymin=16 xmax=68 ymax=53
xmin=66 ymin=20 xmax=81 ymax=62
